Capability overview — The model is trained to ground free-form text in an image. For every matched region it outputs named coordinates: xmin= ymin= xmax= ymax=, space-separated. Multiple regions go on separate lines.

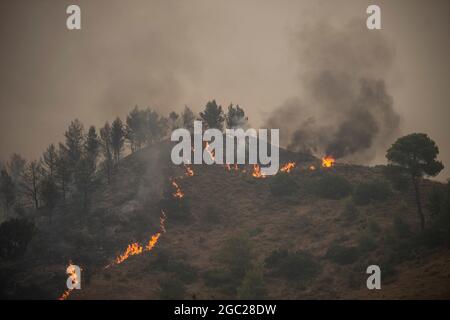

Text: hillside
xmin=1 ymin=142 xmax=449 ymax=300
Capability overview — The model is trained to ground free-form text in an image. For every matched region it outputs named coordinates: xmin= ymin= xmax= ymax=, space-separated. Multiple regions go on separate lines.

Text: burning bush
xmin=352 ymin=179 xmax=392 ymax=205
xmin=265 ymin=249 xmax=321 ymax=283
xmin=0 ymin=218 xmax=35 ymax=260
xmin=312 ymin=174 xmax=352 ymax=200
xmin=269 ymin=172 xmax=298 ymax=197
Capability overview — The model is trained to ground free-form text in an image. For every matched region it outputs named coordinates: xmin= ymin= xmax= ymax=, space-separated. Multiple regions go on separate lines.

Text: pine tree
xmin=7 ymin=153 xmax=26 ymax=183
xmin=0 ymin=168 xmax=15 ymax=216
xmin=181 ymin=105 xmax=196 ymax=132
xmin=55 ymin=143 xmax=70 ymax=200
xmin=200 ymin=100 xmax=225 ymax=130
xmin=147 ymin=109 xmax=168 ymax=143
xmin=85 ymin=126 xmax=100 ymax=169
xmin=100 ymin=122 xmax=113 ymax=183
xmin=386 ymin=133 xmax=444 ymax=230
xmin=226 ymin=104 xmax=248 ymax=129
xmin=168 ymin=111 xmax=180 ymax=130
xmin=111 ymin=117 xmax=125 ymax=164
xmin=42 ymin=144 xmax=58 ymax=177
xmin=64 ymin=119 xmax=85 ymax=169
xmin=40 ymin=175 xmax=59 ymax=220
xmin=74 ymin=126 xmax=99 ymax=211
xmin=126 ymin=106 xmax=147 ymax=152
xmin=22 ymin=161 xmax=41 ymax=210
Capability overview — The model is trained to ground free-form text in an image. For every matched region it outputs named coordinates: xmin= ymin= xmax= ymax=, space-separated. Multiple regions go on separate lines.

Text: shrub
xmin=219 ymin=236 xmax=253 ymax=280
xmin=159 ymin=278 xmax=186 ymax=299
xmin=325 ymin=244 xmax=360 ymax=265
xmin=237 ymin=265 xmax=266 ymax=299
xmin=153 ymin=250 xmax=197 ymax=283
xmin=265 ymin=249 xmax=289 ymax=267
xmin=313 ymin=174 xmax=352 ymax=199
xmin=353 ymin=179 xmax=392 ymax=205
xmin=269 ymin=172 xmax=298 ymax=197
xmin=0 ymin=218 xmax=35 ymax=260
xmin=265 ymin=249 xmax=321 ymax=282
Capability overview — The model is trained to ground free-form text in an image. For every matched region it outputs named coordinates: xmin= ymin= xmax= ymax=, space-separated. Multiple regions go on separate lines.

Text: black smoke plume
xmin=266 ymin=20 xmax=401 ymax=161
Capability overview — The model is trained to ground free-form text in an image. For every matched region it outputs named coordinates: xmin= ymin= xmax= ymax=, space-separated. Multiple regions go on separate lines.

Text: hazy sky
xmin=0 ymin=0 xmax=449 ymax=179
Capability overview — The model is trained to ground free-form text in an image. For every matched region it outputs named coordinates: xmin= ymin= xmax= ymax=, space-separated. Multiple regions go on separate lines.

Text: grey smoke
xmin=266 ymin=20 xmax=401 ymax=161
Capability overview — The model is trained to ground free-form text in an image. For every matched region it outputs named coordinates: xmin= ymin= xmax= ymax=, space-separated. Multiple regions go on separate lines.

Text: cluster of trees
xmin=0 ymin=101 xmax=249 ymax=219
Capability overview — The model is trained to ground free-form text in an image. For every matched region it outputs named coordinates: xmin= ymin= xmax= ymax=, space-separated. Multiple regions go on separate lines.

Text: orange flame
xmin=58 ymin=262 xmax=79 ymax=300
xmin=105 ymin=211 xmax=167 ymax=268
xmin=309 ymin=165 xmax=316 ymax=171
xmin=184 ymin=165 xmax=194 ymax=177
xmin=115 ymin=242 xmax=143 ymax=264
xmin=205 ymin=142 xmax=215 ymax=161
xmin=322 ymin=156 xmax=335 ymax=168
xmin=171 ymin=180 xmax=184 ymax=198
xmin=252 ymin=164 xmax=266 ymax=178
xmin=280 ymin=162 xmax=296 ymax=173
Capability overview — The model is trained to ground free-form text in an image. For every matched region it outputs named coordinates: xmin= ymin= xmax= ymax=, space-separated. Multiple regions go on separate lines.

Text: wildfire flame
xmin=280 ymin=162 xmax=296 ymax=173
xmin=322 ymin=156 xmax=335 ymax=168
xmin=252 ymin=164 xmax=266 ymax=178
xmin=309 ymin=165 xmax=316 ymax=171
xmin=205 ymin=142 xmax=215 ymax=161
xmin=58 ymin=262 xmax=79 ymax=300
xmin=184 ymin=165 xmax=194 ymax=177
xmin=105 ymin=211 xmax=167 ymax=268
xmin=171 ymin=180 xmax=184 ymax=198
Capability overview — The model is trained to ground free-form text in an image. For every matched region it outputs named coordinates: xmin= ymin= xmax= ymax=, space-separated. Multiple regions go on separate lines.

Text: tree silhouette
xmin=0 ymin=168 xmax=15 ymax=216
xmin=147 ymin=109 xmax=168 ymax=143
xmin=42 ymin=144 xmax=58 ymax=178
xmin=168 ymin=111 xmax=180 ymax=130
xmin=181 ymin=105 xmax=196 ymax=132
xmin=111 ymin=118 xmax=125 ymax=165
xmin=226 ymin=104 xmax=248 ymax=129
xmin=74 ymin=126 xmax=99 ymax=211
xmin=126 ymin=106 xmax=147 ymax=152
xmin=40 ymin=175 xmax=59 ymax=220
xmin=64 ymin=119 xmax=85 ymax=169
xmin=200 ymin=100 xmax=225 ymax=130
xmin=22 ymin=161 xmax=41 ymax=210
xmin=55 ymin=143 xmax=70 ymax=200
xmin=386 ymin=133 xmax=444 ymax=230
xmin=100 ymin=122 xmax=113 ymax=183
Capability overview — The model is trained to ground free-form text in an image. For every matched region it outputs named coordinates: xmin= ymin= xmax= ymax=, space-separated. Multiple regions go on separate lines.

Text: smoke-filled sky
xmin=0 ymin=0 xmax=449 ymax=179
